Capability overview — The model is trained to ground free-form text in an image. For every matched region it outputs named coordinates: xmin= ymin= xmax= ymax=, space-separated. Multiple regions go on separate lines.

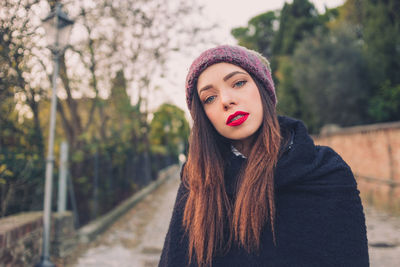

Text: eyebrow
xmin=198 ymin=71 xmax=247 ymax=94
xmin=223 ymin=71 xmax=247 ymax=81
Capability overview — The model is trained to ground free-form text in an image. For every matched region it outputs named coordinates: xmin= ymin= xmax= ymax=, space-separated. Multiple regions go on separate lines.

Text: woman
xmin=159 ymin=45 xmax=369 ymax=267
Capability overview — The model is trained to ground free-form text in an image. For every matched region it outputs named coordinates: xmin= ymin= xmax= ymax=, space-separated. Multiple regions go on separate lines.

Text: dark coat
xmin=159 ymin=116 xmax=369 ymax=267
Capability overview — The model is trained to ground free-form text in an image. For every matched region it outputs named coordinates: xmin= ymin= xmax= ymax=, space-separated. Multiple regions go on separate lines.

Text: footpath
xmin=68 ymin=171 xmax=180 ymax=267
xmin=366 ymin=206 xmax=400 ymax=266
xmin=68 ymin=170 xmax=400 ymax=267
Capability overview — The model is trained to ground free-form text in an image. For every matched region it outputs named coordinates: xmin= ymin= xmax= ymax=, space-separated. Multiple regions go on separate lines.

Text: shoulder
xmin=313 ymin=144 xmax=357 ymax=187
xmin=275 ymin=117 xmax=356 ymax=188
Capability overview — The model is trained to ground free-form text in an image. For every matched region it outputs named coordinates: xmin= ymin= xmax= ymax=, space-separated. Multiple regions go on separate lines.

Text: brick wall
xmin=0 ymin=211 xmax=76 ymax=267
xmin=314 ymin=121 xmax=400 ymax=215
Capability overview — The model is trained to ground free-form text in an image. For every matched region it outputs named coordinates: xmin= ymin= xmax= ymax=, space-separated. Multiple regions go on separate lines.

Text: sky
xmin=201 ymin=0 xmax=345 ymax=44
xmin=150 ymin=0 xmax=345 ymax=117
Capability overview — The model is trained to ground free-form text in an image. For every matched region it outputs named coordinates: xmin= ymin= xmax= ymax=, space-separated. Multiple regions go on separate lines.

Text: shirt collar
xmin=231 ymin=145 xmax=247 ymax=159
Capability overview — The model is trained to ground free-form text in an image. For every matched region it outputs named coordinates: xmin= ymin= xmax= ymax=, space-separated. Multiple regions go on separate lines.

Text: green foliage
xmin=275 ymin=56 xmax=312 ymax=126
xmin=368 ymin=81 xmax=400 ymax=121
xmin=361 ymin=0 xmax=400 ymax=87
xmin=150 ymin=103 xmax=190 ymax=159
xmin=291 ymin=25 xmax=371 ymax=132
xmin=336 ymin=0 xmax=400 ymax=122
xmin=109 ymin=70 xmax=132 ymax=114
xmin=0 ymin=100 xmax=44 ymax=216
xmin=231 ymin=11 xmax=278 ymax=58
xmin=231 ymin=0 xmax=400 ymax=133
xmin=272 ymin=0 xmax=321 ymax=55
xmin=0 ymin=0 xmax=46 ymax=217
xmin=318 ymin=7 xmax=340 ymax=27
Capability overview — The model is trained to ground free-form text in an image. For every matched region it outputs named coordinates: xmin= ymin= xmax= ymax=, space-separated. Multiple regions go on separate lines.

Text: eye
xmin=233 ymin=80 xmax=247 ymax=88
xmin=204 ymin=95 xmax=216 ymax=104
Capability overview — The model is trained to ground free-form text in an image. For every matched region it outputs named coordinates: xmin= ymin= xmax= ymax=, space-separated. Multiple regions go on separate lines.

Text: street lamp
xmin=37 ymin=3 xmax=74 ymax=267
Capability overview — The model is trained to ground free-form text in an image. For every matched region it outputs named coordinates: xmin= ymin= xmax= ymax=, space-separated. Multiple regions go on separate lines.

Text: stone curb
xmin=78 ymin=164 xmax=180 ymax=244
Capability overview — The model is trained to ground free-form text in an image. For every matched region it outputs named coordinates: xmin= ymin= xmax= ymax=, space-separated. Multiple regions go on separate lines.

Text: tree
xmin=291 ymin=25 xmax=371 ymax=132
xmin=362 ymin=0 xmax=400 ymax=121
xmin=272 ymin=0 xmax=321 ymax=55
xmin=334 ymin=0 xmax=400 ymax=122
xmin=149 ymin=103 xmax=190 ymax=167
xmin=231 ymin=0 xmax=324 ymax=104
xmin=0 ymin=0 xmax=46 ymax=217
xmin=231 ymin=0 xmax=399 ymax=132
xmin=275 ymin=56 xmax=310 ymax=124
xmin=49 ymin=0 xmax=208 ymax=185
xmin=1 ymin=0 xmax=211 ymax=222
xmin=231 ymin=11 xmax=278 ymax=59
xmin=368 ymin=82 xmax=400 ymax=122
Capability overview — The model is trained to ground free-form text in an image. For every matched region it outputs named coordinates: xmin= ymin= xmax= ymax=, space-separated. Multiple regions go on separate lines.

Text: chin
xmin=225 ymin=132 xmax=255 ymax=141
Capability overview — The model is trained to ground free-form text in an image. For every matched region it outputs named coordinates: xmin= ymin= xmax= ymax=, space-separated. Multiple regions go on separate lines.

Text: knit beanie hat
xmin=185 ymin=45 xmax=276 ymax=111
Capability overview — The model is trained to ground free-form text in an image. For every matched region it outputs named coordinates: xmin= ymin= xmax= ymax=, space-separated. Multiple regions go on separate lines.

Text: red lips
xmin=226 ymin=111 xmax=249 ymax=126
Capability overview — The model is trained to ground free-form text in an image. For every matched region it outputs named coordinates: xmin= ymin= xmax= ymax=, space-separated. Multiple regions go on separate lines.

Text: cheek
xmin=204 ymin=109 xmax=216 ymax=125
xmin=204 ymin=108 xmax=221 ymax=129
xmin=252 ymin=91 xmax=264 ymax=121
xmin=248 ymin=87 xmax=262 ymax=106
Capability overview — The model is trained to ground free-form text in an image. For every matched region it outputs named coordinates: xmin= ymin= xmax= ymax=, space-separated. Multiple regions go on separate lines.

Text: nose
xmin=220 ymin=89 xmax=236 ymax=110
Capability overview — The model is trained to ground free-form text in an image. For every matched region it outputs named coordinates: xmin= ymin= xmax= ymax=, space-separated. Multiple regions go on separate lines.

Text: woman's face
xmin=197 ymin=62 xmax=263 ymax=148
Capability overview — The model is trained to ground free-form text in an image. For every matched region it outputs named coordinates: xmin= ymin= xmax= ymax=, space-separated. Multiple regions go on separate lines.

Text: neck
xmin=231 ymin=137 xmax=254 ymax=158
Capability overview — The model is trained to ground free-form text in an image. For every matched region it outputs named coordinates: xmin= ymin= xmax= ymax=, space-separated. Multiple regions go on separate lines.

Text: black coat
xmin=159 ymin=116 xmax=369 ymax=267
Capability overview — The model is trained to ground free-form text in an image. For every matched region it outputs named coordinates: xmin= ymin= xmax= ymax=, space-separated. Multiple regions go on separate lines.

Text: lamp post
xmin=37 ymin=3 xmax=74 ymax=267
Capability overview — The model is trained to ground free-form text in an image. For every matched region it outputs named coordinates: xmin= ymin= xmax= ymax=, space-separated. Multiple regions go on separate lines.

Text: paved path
xmin=365 ymin=206 xmax=400 ymax=266
xmin=70 ymin=171 xmax=181 ymax=267
xmin=69 ymin=171 xmax=400 ymax=267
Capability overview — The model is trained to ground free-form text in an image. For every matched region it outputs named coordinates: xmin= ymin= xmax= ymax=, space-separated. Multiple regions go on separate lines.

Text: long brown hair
xmin=182 ymin=76 xmax=282 ymax=266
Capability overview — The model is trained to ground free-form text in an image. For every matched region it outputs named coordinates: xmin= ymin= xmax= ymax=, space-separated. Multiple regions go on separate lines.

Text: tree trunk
xmin=1 ymin=182 xmax=15 ymax=217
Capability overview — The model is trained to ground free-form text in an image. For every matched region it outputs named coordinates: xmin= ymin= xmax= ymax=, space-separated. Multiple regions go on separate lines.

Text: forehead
xmin=197 ymin=63 xmax=249 ymax=89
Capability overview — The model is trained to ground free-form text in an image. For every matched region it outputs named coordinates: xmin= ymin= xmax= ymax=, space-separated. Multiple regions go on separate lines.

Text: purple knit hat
xmin=185 ymin=45 xmax=276 ymax=111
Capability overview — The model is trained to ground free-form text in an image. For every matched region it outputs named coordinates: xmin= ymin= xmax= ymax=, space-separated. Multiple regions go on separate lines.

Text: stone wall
xmin=0 ymin=165 xmax=178 ymax=266
xmin=0 ymin=212 xmax=42 ymax=266
xmin=0 ymin=211 xmax=76 ymax=267
xmin=314 ymin=121 xmax=400 ymax=214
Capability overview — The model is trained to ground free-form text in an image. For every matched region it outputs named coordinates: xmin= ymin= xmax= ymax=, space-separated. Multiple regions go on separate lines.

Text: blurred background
xmin=0 ymin=0 xmax=399 ymax=266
